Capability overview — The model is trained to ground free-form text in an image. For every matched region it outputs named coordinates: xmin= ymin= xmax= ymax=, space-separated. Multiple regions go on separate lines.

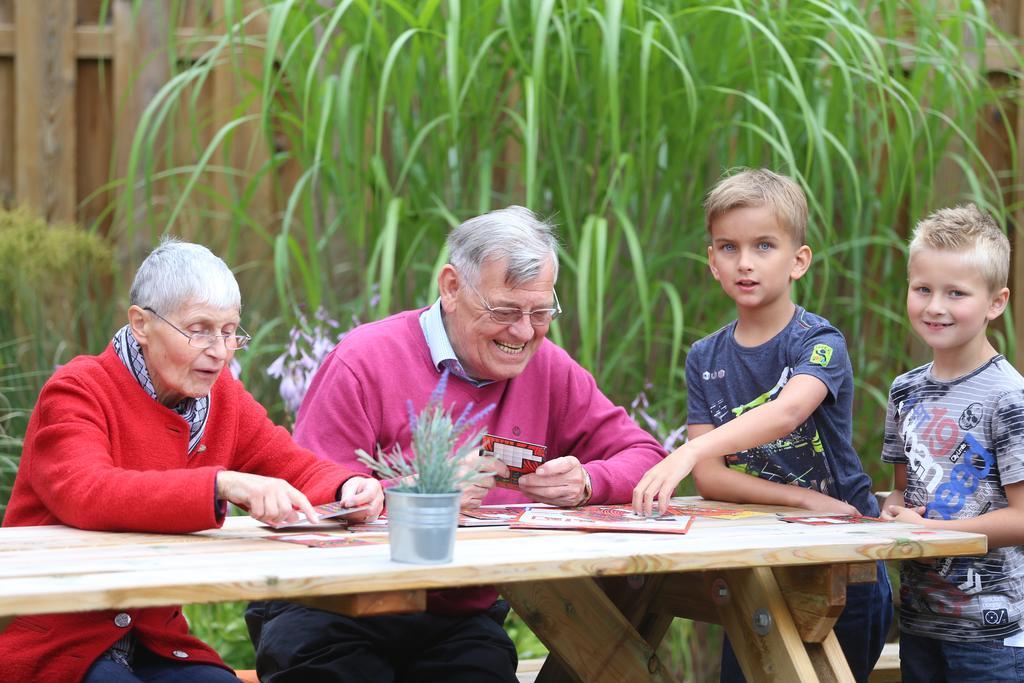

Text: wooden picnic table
xmin=0 ymin=498 xmax=985 ymax=683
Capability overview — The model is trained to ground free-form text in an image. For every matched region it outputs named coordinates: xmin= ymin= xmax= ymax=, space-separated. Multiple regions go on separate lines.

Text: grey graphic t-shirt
xmin=882 ymin=356 xmax=1024 ymax=642
xmin=686 ymin=307 xmax=877 ymax=516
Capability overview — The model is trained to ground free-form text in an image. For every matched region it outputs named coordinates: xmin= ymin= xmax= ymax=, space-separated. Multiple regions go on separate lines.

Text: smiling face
xmin=906 ymin=247 xmax=1008 ymax=374
xmin=707 ymin=206 xmax=811 ymax=316
xmin=128 ymin=301 xmax=240 ymax=406
xmin=438 ymin=256 xmax=557 ymax=382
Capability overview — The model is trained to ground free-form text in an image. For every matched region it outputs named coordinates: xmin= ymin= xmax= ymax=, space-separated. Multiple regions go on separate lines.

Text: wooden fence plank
xmin=1016 ymin=0 xmax=1024 ymax=368
xmin=75 ymin=59 xmax=112 ymax=230
xmin=0 ymin=2 xmax=13 ymax=205
xmin=14 ymin=0 xmax=76 ymax=222
xmin=112 ymin=0 xmax=169 ymax=239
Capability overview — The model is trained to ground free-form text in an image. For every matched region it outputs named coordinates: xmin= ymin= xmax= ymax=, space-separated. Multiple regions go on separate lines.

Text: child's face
xmin=906 ymin=248 xmax=1008 ymax=355
xmin=707 ymin=206 xmax=810 ymax=311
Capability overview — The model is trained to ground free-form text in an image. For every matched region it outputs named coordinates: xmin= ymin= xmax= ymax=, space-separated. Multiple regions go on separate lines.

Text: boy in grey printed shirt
xmin=882 ymin=204 xmax=1024 ymax=682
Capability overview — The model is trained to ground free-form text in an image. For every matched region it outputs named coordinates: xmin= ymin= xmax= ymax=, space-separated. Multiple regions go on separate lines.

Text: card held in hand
xmin=261 ymin=502 xmax=370 ymax=529
xmin=482 ymin=434 xmax=546 ymax=489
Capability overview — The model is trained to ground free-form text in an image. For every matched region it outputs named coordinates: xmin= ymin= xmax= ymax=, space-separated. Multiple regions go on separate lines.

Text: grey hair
xmin=447 ymin=205 xmax=560 ymax=287
xmin=130 ymin=237 xmax=242 ymax=314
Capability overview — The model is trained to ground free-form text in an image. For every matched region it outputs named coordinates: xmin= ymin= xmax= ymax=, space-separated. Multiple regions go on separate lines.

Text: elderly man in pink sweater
xmin=246 ymin=205 xmax=667 ymax=683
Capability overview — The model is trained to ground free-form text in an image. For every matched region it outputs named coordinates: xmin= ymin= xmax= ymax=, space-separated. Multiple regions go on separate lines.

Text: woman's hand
xmin=338 ymin=476 xmax=384 ymax=522
xmin=216 ymin=470 xmax=319 ymax=526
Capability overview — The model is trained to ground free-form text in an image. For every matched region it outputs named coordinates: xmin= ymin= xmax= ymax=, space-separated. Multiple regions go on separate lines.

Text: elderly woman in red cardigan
xmin=0 ymin=238 xmax=384 ymax=683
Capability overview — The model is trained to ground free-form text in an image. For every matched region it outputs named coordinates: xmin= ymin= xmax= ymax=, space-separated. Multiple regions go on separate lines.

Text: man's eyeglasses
xmin=144 ymin=307 xmax=252 ymax=350
xmin=465 ymin=282 xmax=562 ymax=327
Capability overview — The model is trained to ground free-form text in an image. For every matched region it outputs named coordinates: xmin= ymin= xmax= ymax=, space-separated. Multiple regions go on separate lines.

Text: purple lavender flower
xmin=357 ymin=370 xmax=496 ymax=493
xmin=428 ymin=367 xmax=450 ymax=407
xmin=452 ymin=402 xmax=475 ymax=432
xmin=458 ymin=402 xmax=494 ymax=434
xmin=406 ymin=399 xmax=418 ymax=431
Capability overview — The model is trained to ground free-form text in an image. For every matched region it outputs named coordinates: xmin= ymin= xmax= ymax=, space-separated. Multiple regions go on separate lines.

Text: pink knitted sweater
xmin=294 ymin=309 xmax=666 ymax=614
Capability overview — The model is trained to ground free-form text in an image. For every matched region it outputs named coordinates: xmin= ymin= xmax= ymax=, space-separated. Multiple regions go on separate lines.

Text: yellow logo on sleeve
xmin=809 ymin=343 xmax=833 ymax=368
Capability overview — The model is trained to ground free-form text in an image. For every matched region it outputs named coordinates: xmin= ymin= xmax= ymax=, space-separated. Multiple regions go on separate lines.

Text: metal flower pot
xmin=385 ymin=490 xmax=460 ymax=564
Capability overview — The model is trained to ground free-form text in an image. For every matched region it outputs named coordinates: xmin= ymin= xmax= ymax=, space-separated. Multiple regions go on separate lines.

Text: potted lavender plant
xmin=358 ymin=370 xmax=494 ymax=564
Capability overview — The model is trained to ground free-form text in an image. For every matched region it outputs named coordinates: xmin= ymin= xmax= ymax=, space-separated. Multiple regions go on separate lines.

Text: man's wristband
xmin=578 ymin=467 xmax=593 ymax=507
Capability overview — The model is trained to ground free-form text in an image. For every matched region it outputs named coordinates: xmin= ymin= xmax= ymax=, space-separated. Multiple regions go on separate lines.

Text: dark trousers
xmin=721 ymin=561 xmax=893 ymax=683
xmin=83 ymin=646 xmax=240 ymax=683
xmin=245 ymin=599 xmax=518 ymax=683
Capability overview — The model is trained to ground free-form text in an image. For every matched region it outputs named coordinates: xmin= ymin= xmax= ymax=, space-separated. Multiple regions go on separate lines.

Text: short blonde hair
xmin=704 ymin=168 xmax=808 ymax=246
xmin=909 ymin=204 xmax=1010 ymax=291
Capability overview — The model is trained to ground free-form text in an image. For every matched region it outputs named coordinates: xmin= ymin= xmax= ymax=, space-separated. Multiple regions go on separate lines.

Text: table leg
xmin=499 ymin=577 xmax=676 ymax=683
xmin=714 ymin=567 xmax=854 ymax=683
xmin=596 ymin=574 xmax=676 ymax=646
xmin=806 ymin=631 xmax=855 ymax=683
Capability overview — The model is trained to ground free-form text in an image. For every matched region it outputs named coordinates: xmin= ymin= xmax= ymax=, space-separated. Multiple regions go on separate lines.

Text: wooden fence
xmin=0 ymin=0 xmax=272 ymax=232
xmin=1 ymin=0 xmax=1023 ymax=358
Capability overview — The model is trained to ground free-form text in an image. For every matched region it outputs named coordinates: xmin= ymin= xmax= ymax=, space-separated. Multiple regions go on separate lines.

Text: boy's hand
xmin=338 ymin=476 xmax=384 ymax=522
xmin=796 ymin=489 xmax=859 ymax=516
xmin=884 ymin=504 xmax=927 ymax=524
xmin=633 ymin=446 xmax=698 ymax=517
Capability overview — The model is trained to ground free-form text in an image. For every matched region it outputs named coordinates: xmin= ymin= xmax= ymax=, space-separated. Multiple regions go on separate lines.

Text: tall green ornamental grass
xmin=112 ymin=0 xmax=1021 ymax=465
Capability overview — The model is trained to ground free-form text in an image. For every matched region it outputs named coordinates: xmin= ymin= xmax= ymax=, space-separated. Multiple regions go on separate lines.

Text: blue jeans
xmin=900 ymin=630 xmax=1024 ymax=682
xmin=83 ymin=646 xmax=240 ymax=683
xmin=721 ymin=561 xmax=893 ymax=683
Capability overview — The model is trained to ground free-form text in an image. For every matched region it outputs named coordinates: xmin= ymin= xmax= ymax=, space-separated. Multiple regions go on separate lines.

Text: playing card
xmin=260 ymin=502 xmax=370 ymax=529
xmin=482 ymin=434 xmax=546 ymax=489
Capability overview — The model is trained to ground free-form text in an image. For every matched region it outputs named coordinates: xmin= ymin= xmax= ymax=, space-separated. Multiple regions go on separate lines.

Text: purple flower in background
xmin=368 ymin=282 xmax=381 ymax=310
xmin=629 ymin=389 xmax=687 ymax=452
xmin=267 ymin=308 xmax=357 ymax=415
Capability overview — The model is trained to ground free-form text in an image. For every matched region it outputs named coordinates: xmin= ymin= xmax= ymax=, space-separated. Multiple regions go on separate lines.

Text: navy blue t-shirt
xmin=685 ymin=306 xmax=878 ymax=516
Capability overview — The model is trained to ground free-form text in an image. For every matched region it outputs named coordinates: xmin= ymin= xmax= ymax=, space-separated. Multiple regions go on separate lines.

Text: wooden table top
xmin=0 ymin=499 xmax=986 ymax=617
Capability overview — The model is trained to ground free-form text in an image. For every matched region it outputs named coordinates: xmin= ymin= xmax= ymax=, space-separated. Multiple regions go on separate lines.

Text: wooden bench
xmin=234 ymin=658 xmax=547 ymax=682
xmin=240 ymin=648 xmax=899 ymax=682
xmin=868 ymin=642 xmax=900 ymax=682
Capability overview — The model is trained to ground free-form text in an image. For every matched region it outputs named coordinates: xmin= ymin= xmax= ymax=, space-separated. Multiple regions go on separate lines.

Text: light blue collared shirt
xmin=419 ymin=299 xmax=493 ymax=387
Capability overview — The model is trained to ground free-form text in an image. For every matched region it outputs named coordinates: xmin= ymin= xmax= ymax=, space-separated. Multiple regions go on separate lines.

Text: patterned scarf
xmin=112 ymin=325 xmax=210 ymax=455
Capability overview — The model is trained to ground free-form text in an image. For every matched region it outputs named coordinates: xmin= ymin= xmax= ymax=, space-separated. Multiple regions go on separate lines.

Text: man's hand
xmin=633 ymin=446 xmax=698 ymax=516
xmin=339 ymin=476 xmax=384 ymax=522
xmin=216 ymin=470 xmax=319 ymax=526
xmin=519 ymin=455 xmax=588 ymax=507
xmin=460 ymin=454 xmax=507 ymax=510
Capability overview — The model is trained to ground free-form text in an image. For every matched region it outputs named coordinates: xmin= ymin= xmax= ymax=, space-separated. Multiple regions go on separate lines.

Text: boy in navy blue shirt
xmin=634 ymin=168 xmax=891 ymax=682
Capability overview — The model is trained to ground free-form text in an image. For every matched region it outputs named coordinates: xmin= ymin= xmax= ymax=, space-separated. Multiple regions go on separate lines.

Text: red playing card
xmin=482 ymin=434 xmax=546 ymax=490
